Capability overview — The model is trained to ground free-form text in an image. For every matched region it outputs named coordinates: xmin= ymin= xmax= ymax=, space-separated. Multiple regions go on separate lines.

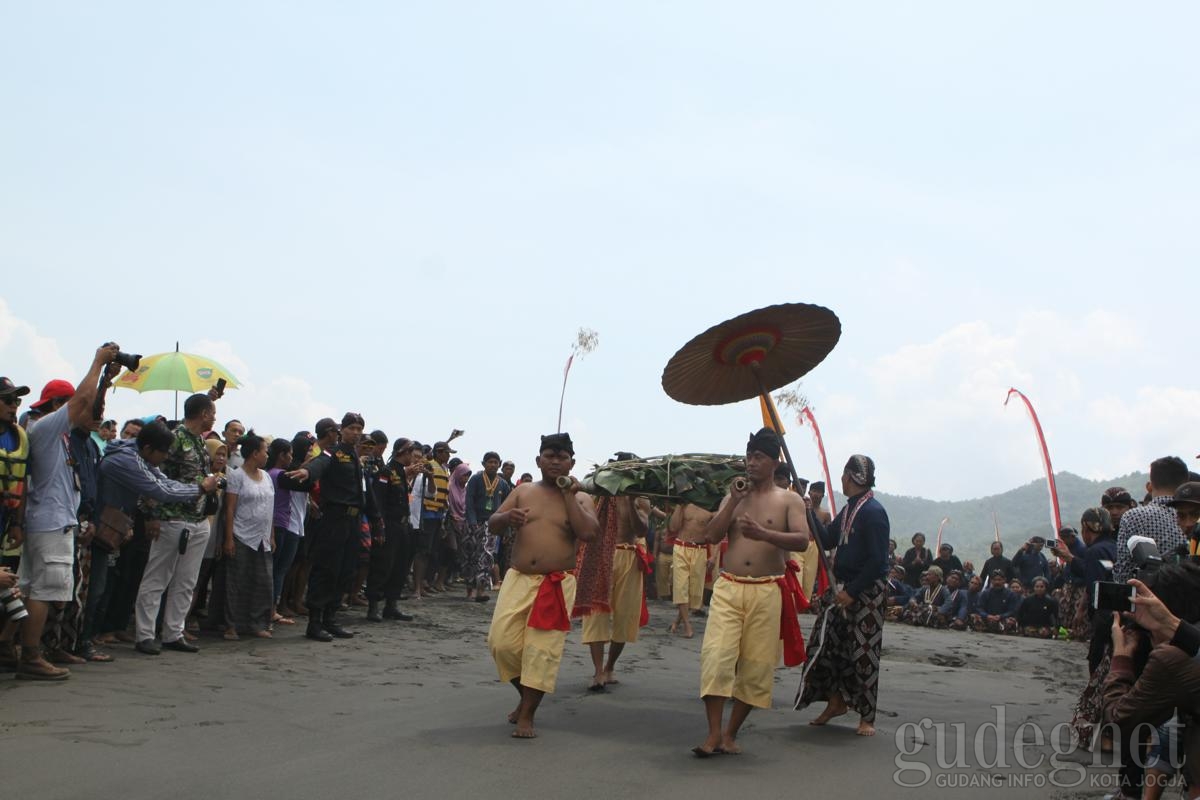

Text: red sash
xmin=777 ymin=561 xmax=808 ymax=667
xmin=527 ymin=572 xmax=572 ymax=632
xmin=634 ymin=544 xmax=653 ymax=627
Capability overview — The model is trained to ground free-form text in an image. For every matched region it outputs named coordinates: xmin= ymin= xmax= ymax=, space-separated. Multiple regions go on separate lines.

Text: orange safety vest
xmin=422 ymin=460 xmax=450 ymax=513
xmin=0 ymin=424 xmax=30 ymax=511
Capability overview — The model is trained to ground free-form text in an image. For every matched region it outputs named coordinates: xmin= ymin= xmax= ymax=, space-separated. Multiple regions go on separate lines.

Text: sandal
xmin=223 ymin=629 xmax=240 ymax=641
xmin=46 ymin=649 xmax=86 ymax=666
xmin=78 ymin=642 xmax=114 ymax=663
xmin=272 ymin=614 xmax=295 ymax=625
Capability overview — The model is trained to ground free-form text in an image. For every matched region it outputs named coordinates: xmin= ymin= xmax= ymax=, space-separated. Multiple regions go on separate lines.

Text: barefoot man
xmin=578 ymin=495 xmax=648 ymax=690
xmin=668 ymin=501 xmax=714 ymax=638
xmin=486 ymin=433 xmax=600 ymax=739
xmin=795 ymin=455 xmax=890 ymax=736
xmin=693 ymin=428 xmax=810 ymax=756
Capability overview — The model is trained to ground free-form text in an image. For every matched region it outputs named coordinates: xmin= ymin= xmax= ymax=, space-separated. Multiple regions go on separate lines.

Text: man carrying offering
xmin=486 ymin=433 xmax=600 ymax=740
xmin=693 ymin=428 xmax=810 ymax=756
xmin=667 ymin=501 xmax=714 ymax=638
xmin=576 ymin=492 xmax=649 ymax=691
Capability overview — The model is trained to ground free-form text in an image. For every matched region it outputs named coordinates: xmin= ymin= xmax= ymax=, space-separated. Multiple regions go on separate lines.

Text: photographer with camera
xmin=0 ymin=565 xmax=27 ymax=659
xmin=1103 ymin=563 xmax=1200 ymax=800
xmin=78 ymin=421 xmax=217 ymax=660
xmin=0 ymin=344 xmax=119 ymax=680
xmin=1048 ymin=525 xmax=1090 ymax=639
xmin=132 ymin=392 xmax=223 ymax=656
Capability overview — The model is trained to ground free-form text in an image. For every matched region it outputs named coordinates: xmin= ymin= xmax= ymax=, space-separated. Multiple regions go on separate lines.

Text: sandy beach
xmin=2 ymin=594 xmax=1117 ymax=800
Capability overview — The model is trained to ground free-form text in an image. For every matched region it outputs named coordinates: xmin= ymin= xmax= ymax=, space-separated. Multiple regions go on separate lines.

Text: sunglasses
xmin=0 ymin=396 xmax=20 ymax=406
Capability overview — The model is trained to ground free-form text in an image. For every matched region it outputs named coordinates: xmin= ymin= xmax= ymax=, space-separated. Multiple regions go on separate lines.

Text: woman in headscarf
xmin=444 ymin=463 xmax=475 ymax=599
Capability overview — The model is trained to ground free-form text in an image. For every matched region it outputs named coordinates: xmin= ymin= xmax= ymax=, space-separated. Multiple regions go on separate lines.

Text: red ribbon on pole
xmin=1004 ymin=388 xmax=1063 ymax=537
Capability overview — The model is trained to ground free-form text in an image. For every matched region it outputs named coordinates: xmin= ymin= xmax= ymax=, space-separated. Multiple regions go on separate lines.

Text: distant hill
xmin=829 ymin=471 xmax=1149 ymax=567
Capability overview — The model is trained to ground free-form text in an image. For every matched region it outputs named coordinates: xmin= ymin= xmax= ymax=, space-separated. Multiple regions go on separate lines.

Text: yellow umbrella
xmin=114 ymin=344 xmax=241 ymax=418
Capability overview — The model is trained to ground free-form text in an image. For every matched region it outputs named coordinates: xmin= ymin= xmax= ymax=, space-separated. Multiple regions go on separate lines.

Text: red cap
xmin=31 ymin=379 xmax=76 ymax=410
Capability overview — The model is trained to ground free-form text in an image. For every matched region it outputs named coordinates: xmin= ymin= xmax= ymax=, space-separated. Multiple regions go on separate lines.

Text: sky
xmin=2 ymin=3 xmax=1198 ymax=501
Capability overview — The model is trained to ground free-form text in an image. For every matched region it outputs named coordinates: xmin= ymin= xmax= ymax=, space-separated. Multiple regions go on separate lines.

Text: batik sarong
xmin=794 ymin=580 xmax=885 ymax=723
xmin=459 ymin=521 xmax=493 ymax=592
xmin=42 ymin=534 xmax=91 ymax=655
xmin=1071 ymin=649 xmax=1111 ymax=747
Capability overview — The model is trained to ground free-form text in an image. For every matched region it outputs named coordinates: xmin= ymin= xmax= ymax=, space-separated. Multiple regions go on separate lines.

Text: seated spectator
xmin=901 ymin=566 xmax=945 ymax=627
xmin=1017 ymin=577 xmax=1058 ymax=638
xmin=961 ymin=561 xmax=975 ymax=583
xmin=963 ymin=574 xmax=984 ymax=624
xmin=932 ymin=543 xmax=963 ymax=578
xmin=980 ymin=541 xmax=1015 ymax=584
xmin=931 ymin=570 xmax=967 ymax=630
xmin=969 ymin=571 xmax=1019 ymax=634
xmin=884 ymin=564 xmax=910 ymax=621
xmin=1012 ymin=537 xmax=1050 ymax=589
xmin=901 ymin=532 xmax=932 ymax=589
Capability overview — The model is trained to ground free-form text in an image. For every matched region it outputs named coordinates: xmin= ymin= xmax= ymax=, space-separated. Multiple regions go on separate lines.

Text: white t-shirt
xmin=226 ymin=466 xmax=275 ymax=551
xmin=289 ymin=490 xmax=308 ymax=537
xmin=24 ymin=404 xmax=80 ymax=532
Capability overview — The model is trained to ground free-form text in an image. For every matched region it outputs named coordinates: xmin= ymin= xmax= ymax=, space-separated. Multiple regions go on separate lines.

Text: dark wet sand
xmin=2 ymin=595 xmax=1115 ymax=799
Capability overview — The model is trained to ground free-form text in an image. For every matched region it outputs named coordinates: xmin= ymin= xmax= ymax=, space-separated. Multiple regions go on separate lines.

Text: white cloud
xmin=0 ymin=302 xmax=336 ymax=438
xmin=187 ymin=339 xmax=252 ymax=387
xmin=0 ymin=296 xmax=77 ymax=391
xmin=815 ymin=309 xmax=1186 ymax=500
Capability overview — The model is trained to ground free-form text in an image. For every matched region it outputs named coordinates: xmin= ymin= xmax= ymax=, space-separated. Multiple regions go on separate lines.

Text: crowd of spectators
xmin=0 ymin=346 xmax=529 ymax=677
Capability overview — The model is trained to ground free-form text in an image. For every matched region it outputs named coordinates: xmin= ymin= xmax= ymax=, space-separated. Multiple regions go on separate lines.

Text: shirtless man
xmin=809 ymin=481 xmax=832 ymax=526
xmin=486 ymin=432 xmax=600 ymax=739
xmin=693 ymin=428 xmax=810 ymax=757
xmin=581 ymin=495 xmax=648 ymax=690
xmin=668 ymin=501 xmax=715 ymax=638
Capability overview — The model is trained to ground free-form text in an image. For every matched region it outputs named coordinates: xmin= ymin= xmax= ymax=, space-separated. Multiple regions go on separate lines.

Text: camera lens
xmin=0 ymin=587 xmax=29 ymax=622
xmin=115 ymin=352 xmax=142 ymax=371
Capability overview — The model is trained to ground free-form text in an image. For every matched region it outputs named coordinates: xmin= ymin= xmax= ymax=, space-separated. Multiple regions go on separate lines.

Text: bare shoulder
xmin=507 ymin=482 xmax=535 ymax=504
xmin=574 ymin=491 xmax=596 ymax=512
xmin=783 ymin=488 xmax=807 ymax=511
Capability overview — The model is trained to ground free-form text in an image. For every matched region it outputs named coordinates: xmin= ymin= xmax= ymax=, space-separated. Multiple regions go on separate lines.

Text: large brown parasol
xmin=661 ymin=302 xmax=841 ymax=405
xmin=661 ymin=302 xmax=842 ymax=586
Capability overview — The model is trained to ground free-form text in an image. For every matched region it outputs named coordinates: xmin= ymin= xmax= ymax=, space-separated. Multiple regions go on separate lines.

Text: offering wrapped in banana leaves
xmin=580 ymin=454 xmax=746 ymax=511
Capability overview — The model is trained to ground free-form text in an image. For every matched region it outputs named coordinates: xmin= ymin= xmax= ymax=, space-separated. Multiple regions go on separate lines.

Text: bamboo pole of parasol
xmin=750 ymin=364 xmax=833 ymax=587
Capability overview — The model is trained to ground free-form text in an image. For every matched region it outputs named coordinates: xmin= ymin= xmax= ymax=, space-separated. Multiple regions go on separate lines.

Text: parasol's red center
xmin=713 ymin=325 xmax=782 ymax=366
